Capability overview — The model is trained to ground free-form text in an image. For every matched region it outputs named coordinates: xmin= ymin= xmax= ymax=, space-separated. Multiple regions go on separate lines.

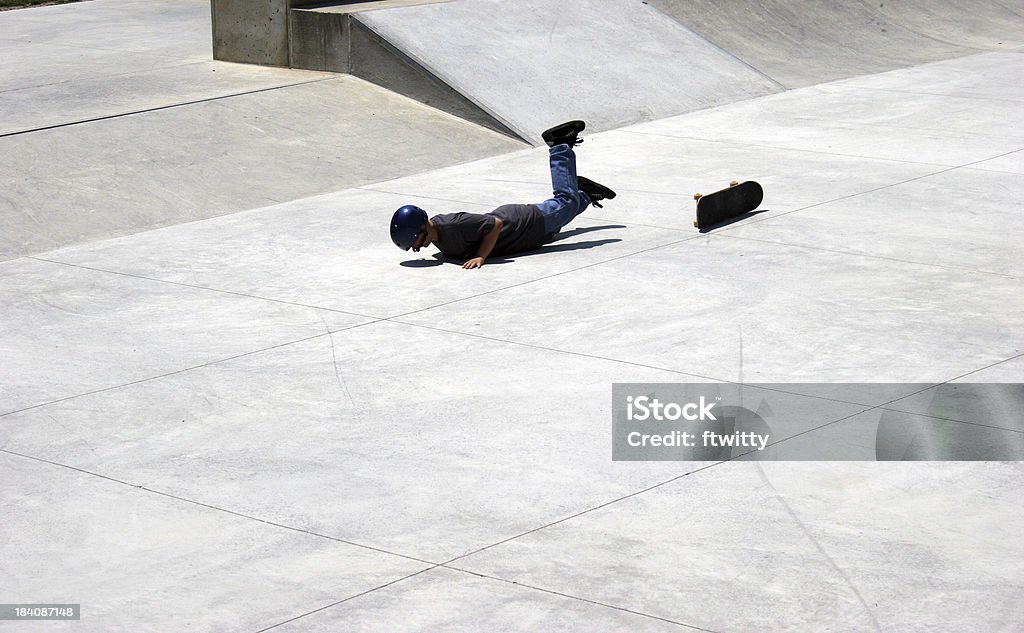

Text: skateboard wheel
xmin=693 ymin=220 xmax=699 ymax=228
xmin=729 ymin=181 xmax=739 ymax=187
xmin=693 ymin=193 xmax=702 ymax=200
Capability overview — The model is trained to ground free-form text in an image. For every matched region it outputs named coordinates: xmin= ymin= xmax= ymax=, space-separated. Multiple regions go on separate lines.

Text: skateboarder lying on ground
xmin=389 ymin=120 xmax=616 ymax=269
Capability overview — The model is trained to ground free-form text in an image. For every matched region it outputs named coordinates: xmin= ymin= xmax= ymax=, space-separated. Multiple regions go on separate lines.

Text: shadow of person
xmin=486 ymin=238 xmax=622 ymax=263
xmin=490 ymin=225 xmax=626 ymax=262
xmin=548 ymin=224 xmax=627 ymax=242
xmin=534 ymin=238 xmax=623 ymax=254
xmin=402 ymin=224 xmax=626 ymax=266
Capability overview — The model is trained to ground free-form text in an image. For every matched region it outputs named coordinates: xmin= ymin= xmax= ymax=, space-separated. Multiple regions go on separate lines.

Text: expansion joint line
xmin=0 ymin=447 xmax=438 ymax=567
xmin=0 ymin=76 xmax=342 ymax=139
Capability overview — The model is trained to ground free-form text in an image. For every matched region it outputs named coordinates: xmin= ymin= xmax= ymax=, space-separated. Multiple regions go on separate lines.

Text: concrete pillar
xmin=211 ymin=0 xmax=292 ymax=66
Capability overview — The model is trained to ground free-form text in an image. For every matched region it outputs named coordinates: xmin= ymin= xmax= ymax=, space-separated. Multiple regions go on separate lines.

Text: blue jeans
xmin=535 ymin=143 xmax=592 ymax=240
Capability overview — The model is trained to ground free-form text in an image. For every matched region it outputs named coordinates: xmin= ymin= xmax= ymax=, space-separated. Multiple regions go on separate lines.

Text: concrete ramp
xmin=0 ymin=0 xmax=526 ymax=261
xmin=290 ymin=0 xmax=1024 ymax=144
xmin=351 ymin=0 xmax=784 ymax=144
xmin=649 ymin=0 xmax=1024 ymax=88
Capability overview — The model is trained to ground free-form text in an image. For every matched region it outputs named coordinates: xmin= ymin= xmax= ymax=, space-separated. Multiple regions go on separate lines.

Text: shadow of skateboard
xmin=693 ymin=181 xmax=764 ymax=230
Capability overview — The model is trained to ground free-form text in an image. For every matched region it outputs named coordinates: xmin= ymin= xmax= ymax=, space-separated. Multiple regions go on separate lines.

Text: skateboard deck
xmin=693 ymin=181 xmax=763 ymax=229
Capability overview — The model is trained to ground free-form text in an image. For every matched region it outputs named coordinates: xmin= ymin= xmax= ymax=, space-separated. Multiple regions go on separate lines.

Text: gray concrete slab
xmin=356 ymin=0 xmax=783 ymax=145
xmin=0 ymin=76 xmax=524 ymax=261
xmin=1 ymin=452 xmax=430 ymax=633
xmin=621 ymin=56 xmax=1024 ymax=168
xmin=0 ymin=256 xmax=368 ymax=415
xmin=268 ymin=566 xmax=686 ymax=632
xmin=0 ymin=0 xmax=210 ymax=56
xmin=454 ymin=462 xmax=1024 ymax=632
xmin=974 ymin=149 xmax=1024 ymax=175
xmin=649 ymin=0 xmax=1024 ymax=88
xmin=956 ymin=356 xmax=1024 ymax=383
xmin=0 ymin=0 xmax=336 ymax=134
xmin=2 ymin=324 xmax=703 ymax=562
xmin=0 ymin=60 xmax=335 ymax=135
xmin=831 ymin=51 xmax=1024 ymax=101
xmin=0 ymin=0 xmax=235 ymax=132
xmin=396 ymin=236 xmax=1024 ymax=383
xmin=720 ymin=167 xmax=1024 ymax=278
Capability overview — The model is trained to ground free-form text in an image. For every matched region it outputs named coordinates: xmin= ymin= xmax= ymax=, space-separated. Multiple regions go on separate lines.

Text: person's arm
xmin=463 ymin=217 xmax=503 ymax=269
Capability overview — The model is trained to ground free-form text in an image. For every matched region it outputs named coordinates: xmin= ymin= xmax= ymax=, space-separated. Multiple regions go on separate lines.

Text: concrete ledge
xmin=211 ymin=0 xmax=290 ymax=66
xmin=288 ymin=7 xmax=349 ymax=72
xmin=212 ymin=0 xmax=451 ymax=68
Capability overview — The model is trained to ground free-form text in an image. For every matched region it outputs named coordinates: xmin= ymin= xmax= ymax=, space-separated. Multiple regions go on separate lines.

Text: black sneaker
xmin=577 ymin=176 xmax=616 ymax=208
xmin=541 ymin=120 xmax=586 ymax=147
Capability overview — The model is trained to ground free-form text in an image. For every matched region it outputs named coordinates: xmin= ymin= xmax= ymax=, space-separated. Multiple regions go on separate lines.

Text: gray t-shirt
xmin=431 ymin=204 xmax=546 ymax=259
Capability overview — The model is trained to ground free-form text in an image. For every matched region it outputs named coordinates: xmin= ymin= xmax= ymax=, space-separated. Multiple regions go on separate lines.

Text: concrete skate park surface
xmin=650 ymin=0 xmax=1024 ymax=87
xmin=0 ymin=0 xmax=525 ymax=261
xmin=327 ymin=0 xmax=1024 ymax=141
xmin=2 ymin=0 xmax=1024 ymax=632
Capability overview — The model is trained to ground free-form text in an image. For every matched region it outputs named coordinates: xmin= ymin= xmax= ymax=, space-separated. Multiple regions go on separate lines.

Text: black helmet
xmin=390 ymin=205 xmax=428 ymax=251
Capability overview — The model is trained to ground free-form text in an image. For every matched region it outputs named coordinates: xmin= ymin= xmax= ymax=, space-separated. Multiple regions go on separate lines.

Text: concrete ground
xmin=2 ymin=1 xmax=1023 ymax=632
xmin=0 ymin=0 xmax=524 ymax=261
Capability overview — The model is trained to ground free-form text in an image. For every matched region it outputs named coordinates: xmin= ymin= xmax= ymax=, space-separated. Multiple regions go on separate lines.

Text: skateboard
xmin=693 ymin=181 xmax=763 ymax=229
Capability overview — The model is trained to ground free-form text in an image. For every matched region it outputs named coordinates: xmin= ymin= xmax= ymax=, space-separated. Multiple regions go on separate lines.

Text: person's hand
xmin=462 ymin=257 xmax=485 ymax=269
